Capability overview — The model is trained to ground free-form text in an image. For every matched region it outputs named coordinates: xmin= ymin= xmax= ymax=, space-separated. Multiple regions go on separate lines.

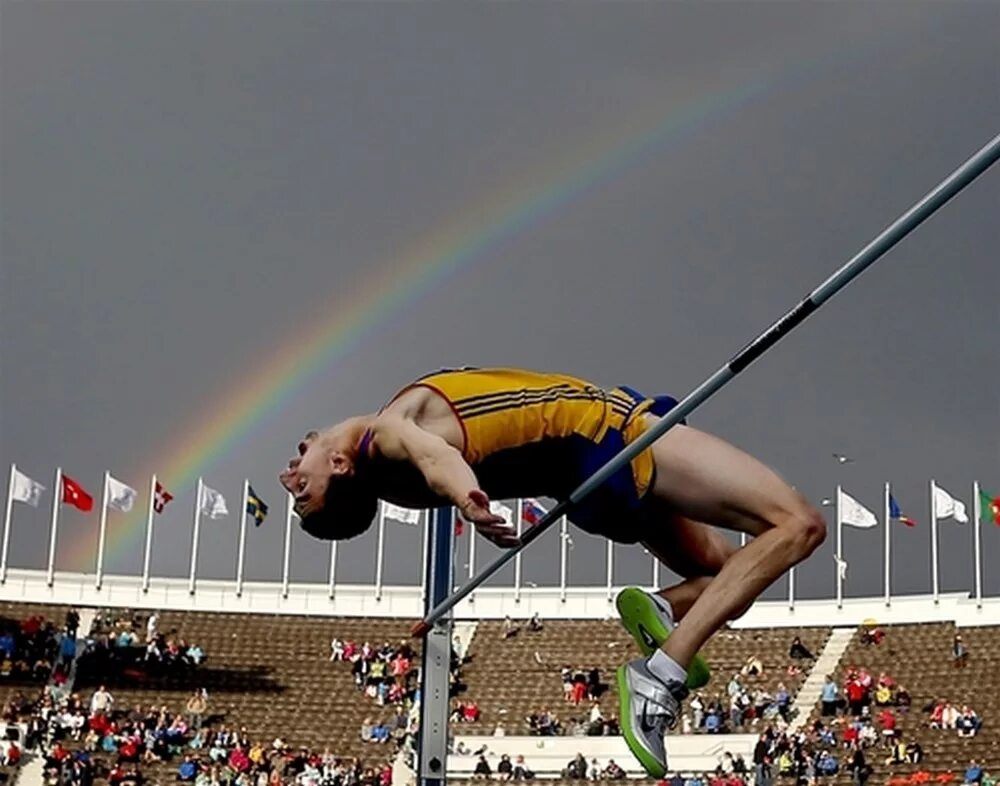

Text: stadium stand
xmin=0 ymin=593 xmax=995 ymax=786
xmin=457 ymin=619 xmax=830 ymax=736
xmin=809 ymin=622 xmax=998 ymax=784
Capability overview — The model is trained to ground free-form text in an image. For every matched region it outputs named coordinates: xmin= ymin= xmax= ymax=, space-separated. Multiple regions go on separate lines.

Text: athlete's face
xmin=279 ymin=431 xmax=335 ymax=517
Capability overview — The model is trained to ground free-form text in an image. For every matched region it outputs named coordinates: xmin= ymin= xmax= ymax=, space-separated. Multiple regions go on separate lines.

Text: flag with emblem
xmin=933 ymin=485 xmax=968 ymax=524
xmin=198 ymin=483 xmax=229 ymax=520
xmin=107 ymin=475 xmax=138 ymax=513
xmin=61 ymin=474 xmax=94 ymax=512
xmin=979 ymin=486 xmax=1000 ymax=526
xmin=522 ymin=498 xmax=547 ymax=525
xmin=246 ymin=485 xmax=268 ymax=527
xmin=153 ymin=481 xmax=173 ymax=514
xmin=10 ymin=467 xmax=45 ymax=507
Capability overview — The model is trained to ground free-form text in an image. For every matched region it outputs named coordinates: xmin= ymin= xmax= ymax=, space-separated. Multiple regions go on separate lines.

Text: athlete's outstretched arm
xmin=370 ymin=415 xmax=517 ymax=545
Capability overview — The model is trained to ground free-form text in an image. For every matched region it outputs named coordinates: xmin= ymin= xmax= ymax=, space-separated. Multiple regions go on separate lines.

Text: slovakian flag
xmin=153 ymin=481 xmax=174 ymax=514
xmin=522 ymin=498 xmax=548 ymax=525
xmin=61 ymin=475 xmax=94 ymax=512
xmin=980 ymin=488 xmax=1000 ymax=526
xmin=889 ymin=495 xmax=917 ymax=528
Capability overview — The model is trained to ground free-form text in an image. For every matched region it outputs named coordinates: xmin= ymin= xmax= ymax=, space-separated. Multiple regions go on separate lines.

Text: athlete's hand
xmin=460 ymin=490 xmax=519 ymax=548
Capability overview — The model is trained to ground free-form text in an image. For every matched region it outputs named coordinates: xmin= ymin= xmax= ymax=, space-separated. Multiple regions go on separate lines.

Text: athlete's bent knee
xmin=790 ymin=506 xmax=826 ymax=559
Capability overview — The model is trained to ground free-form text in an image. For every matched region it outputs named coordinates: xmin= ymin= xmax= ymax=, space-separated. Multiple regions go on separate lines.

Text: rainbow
xmin=66 ymin=74 xmax=782 ymax=572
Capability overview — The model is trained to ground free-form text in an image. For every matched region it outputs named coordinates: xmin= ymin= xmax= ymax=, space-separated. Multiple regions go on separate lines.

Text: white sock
xmin=647 ymin=648 xmax=687 ymax=686
xmin=648 ymin=593 xmax=675 ymax=626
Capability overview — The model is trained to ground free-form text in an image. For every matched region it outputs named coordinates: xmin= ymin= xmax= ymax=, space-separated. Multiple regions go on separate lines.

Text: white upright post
xmin=651 ymin=551 xmax=659 ymax=591
xmin=884 ymin=481 xmax=891 ymax=607
xmin=141 ymin=475 xmax=157 ymax=593
xmin=95 ymin=471 xmax=110 ymax=589
xmin=513 ymin=500 xmax=523 ymax=602
xmin=559 ymin=517 xmax=568 ymax=602
xmin=835 ymin=485 xmax=843 ymax=609
xmin=973 ymin=481 xmax=983 ymax=609
xmin=235 ymin=480 xmax=250 ymax=597
xmin=606 ymin=540 xmax=614 ymax=601
xmin=930 ymin=479 xmax=940 ymax=603
xmin=188 ymin=478 xmax=203 ymax=595
xmin=1 ymin=464 xmax=17 ymax=584
xmin=282 ymin=492 xmax=293 ymax=598
xmin=328 ymin=540 xmax=337 ymax=599
xmin=788 ymin=567 xmax=795 ymax=609
xmin=45 ymin=467 xmax=62 ymax=587
xmin=740 ymin=532 xmax=747 ymax=547
xmin=374 ymin=502 xmax=386 ymax=601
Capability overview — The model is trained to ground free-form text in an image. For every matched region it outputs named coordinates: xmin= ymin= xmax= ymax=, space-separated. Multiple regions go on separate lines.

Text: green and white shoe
xmin=615 ymin=586 xmax=712 ymax=689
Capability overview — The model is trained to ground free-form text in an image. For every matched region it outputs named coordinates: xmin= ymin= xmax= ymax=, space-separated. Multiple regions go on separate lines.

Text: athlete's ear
xmin=328 ymin=451 xmax=354 ymax=477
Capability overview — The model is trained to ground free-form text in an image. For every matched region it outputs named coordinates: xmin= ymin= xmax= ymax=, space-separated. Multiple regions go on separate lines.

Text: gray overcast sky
xmin=1 ymin=1 xmax=997 ymax=603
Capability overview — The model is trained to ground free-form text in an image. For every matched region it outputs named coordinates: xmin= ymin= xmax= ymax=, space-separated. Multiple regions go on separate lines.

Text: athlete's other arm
xmin=369 ymin=414 xmax=518 ymax=546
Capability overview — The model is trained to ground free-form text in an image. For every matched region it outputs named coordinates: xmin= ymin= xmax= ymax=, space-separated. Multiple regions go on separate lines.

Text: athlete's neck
xmin=322 ymin=414 xmax=376 ymax=460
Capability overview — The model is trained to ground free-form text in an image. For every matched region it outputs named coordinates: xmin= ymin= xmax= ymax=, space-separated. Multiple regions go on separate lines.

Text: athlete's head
xmin=278 ymin=421 xmax=375 ymax=540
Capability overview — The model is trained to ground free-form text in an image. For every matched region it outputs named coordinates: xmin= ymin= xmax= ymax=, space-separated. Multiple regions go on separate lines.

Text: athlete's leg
xmin=644 ymin=423 xmax=825 ymax=670
xmin=639 ymin=507 xmax=741 ymax=622
xmin=616 ymin=424 xmax=822 ymax=776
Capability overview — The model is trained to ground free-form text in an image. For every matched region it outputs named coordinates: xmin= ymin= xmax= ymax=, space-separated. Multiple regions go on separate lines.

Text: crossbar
xmin=412 ymin=131 xmax=1000 ymax=637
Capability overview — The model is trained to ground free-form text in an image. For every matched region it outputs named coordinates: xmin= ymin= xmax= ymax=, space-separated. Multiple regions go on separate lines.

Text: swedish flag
xmin=246 ymin=485 xmax=269 ymax=527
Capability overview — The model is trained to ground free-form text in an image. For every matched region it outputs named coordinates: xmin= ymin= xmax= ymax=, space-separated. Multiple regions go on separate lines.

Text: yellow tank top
xmin=405 ymin=368 xmax=642 ymax=460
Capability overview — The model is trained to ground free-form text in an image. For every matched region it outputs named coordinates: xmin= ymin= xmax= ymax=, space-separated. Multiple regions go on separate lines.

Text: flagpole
xmin=788 ymin=566 xmax=795 ymax=610
xmin=374 ymin=502 xmax=386 ymax=601
xmin=559 ymin=516 xmax=568 ymax=603
xmin=973 ymin=480 xmax=982 ymax=609
xmin=1 ymin=464 xmax=16 ymax=585
xmin=188 ymin=478 xmax=203 ymax=595
xmin=651 ymin=551 xmax=659 ymax=591
xmin=95 ymin=471 xmax=110 ymax=590
xmin=884 ymin=481 xmax=891 ymax=607
xmin=141 ymin=475 xmax=157 ymax=593
xmin=467 ymin=515 xmax=477 ymax=604
xmin=282 ymin=492 xmax=293 ymax=599
xmin=45 ymin=467 xmax=62 ymax=587
xmin=835 ymin=485 xmax=843 ymax=609
xmin=930 ymin=479 xmax=939 ymax=603
xmin=235 ymin=480 xmax=249 ymax=597
xmin=513 ymin=500 xmax=523 ymax=603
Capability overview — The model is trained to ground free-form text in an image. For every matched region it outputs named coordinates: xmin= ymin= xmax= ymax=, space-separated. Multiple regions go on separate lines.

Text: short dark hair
xmin=298 ymin=474 xmax=377 ymax=541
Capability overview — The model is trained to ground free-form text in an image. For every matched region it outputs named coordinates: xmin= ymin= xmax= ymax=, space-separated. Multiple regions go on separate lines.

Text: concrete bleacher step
xmin=11 ymin=752 xmax=44 ymax=786
xmin=788 ymin=626 xmax=854 ymax=731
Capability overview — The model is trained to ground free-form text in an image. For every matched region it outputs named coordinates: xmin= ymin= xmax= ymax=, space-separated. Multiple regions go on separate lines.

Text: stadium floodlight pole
xmin=412 ymin=131 xmax=1000 ymax=637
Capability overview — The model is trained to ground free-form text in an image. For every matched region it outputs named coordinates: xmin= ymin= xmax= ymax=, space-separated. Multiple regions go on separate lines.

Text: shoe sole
xmin=616 ymin=587 xmax=712 ymax=690
xmin=616 ymin=664 xmax=668 ymax=779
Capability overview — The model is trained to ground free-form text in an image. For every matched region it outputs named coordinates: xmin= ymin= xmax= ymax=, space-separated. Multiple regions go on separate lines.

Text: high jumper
xmin=279 ymin=365 xmax=824 ymax=774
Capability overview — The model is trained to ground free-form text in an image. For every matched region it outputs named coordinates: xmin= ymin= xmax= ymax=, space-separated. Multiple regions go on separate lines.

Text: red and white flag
xmin=61 ymin=475 xmax=94 ymax=512
xmin=153 ymin=481 xmax=174 ymax=514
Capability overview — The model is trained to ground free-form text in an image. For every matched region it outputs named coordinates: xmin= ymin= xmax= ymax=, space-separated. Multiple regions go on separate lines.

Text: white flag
xmin=837 ymin=488 xmax=878 ymax=529
xmin=107 ymin=476 xmax=138 ymax=513
xmin=382 ymin=501 xmax=421 ymax=525
xmin=199 ymin=484 xmax=229 ymax=519
xmin=11 ymin=469 xmax=45 ymax=507
xmin=489 ymin=500 xmax=515 ymax=525
xmin=933 ymin=485 xmax=969 ymax=524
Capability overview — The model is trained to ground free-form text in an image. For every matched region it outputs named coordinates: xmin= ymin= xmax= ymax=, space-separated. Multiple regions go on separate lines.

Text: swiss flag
xmin=61 ymin=475 xmax=94 ymax=512
xmin=153 ymin=481 xmax=174 ymax=514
